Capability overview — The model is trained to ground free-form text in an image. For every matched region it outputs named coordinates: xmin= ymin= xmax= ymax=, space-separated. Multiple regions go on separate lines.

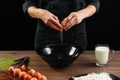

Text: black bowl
xmin=39 ymin=43 xmax=83 ymax=68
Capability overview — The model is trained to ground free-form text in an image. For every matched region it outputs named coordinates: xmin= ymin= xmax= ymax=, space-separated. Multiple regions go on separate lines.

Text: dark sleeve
xmin=22 ymin=0 xmax=41 ymax=16
xmin=85 ymin=0 xmax=100 ymax=12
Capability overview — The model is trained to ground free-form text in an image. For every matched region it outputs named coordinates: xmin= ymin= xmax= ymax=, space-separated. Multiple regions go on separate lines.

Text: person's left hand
xmin=61 ymin=11 xmax=84 ymax=31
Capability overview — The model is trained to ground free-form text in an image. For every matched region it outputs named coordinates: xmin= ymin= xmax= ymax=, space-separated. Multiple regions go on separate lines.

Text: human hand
xmin=61 ymin=11 xmax=84 ymax=31
xmin=38 ymin=9 xmax=63 ymax=31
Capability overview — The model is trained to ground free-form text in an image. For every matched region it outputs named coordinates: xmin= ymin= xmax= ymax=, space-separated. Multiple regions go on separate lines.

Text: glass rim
xmin=95 ymin=44 xmax=110 ymax=48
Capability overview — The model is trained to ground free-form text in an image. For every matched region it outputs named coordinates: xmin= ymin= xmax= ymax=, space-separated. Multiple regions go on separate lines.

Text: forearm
xmin=27 ymin=6 xmax=44 ymax=19
xmin=77 ymin=5 xmax=97 ymax=19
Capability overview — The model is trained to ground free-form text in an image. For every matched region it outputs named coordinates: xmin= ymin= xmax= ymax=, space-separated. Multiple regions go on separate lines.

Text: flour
xmin=73 ymin=72 xmax=112 ymax=80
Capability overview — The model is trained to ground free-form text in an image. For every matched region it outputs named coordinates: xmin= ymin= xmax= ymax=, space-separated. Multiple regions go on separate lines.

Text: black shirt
xmin=22 ymin=0 xmax=100 ymax=53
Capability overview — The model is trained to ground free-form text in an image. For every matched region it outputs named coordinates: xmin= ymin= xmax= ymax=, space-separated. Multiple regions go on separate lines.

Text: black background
xmin=0 ymin=0 xmax=120 ymax=50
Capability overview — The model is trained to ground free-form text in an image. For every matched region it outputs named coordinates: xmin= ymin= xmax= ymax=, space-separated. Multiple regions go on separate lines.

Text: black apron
xmin=35 ymin=0 xmax=87 ymax=54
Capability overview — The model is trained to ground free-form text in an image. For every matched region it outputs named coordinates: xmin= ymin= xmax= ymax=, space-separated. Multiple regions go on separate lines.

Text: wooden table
xmin=0 ymin=51 xmax=120 ymax=80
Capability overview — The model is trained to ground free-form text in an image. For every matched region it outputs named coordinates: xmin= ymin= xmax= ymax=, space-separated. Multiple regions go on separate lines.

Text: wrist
xmin=77 ymin=5 xmax=96 ymax=19
xmin=77 ymin=10 xmax=86 ymax=20
xmin=35 ymin=8 xmax=45 ymax=19
xmin=27 ymin=6 xmax=44 ymax=19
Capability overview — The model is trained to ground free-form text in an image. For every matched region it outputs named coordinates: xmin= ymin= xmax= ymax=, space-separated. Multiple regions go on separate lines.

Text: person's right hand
xmin=36 ymin=9 xmax=63 ymax=31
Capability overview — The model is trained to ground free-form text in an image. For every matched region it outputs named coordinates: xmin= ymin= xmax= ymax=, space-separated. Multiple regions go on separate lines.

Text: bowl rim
xmin=40 ymin=45 xmax=82 ymax=59
xmin=42 ymin=43 xmax=79 ymax=48
xmin=38 ymin=43 xmax=83 ymax=59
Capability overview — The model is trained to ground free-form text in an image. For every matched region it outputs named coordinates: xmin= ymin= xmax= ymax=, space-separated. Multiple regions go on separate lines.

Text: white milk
xmin=95 ymin=46 xmax=110 ymax=65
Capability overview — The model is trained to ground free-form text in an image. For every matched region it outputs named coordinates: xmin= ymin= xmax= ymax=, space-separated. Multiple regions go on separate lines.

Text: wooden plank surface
xmin=0 ymin=51 xmax=120 ymax=80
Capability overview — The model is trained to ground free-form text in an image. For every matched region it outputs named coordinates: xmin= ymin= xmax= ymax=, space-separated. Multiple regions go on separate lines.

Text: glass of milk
xmin=95 ymin=44 xmax=111 ymax=66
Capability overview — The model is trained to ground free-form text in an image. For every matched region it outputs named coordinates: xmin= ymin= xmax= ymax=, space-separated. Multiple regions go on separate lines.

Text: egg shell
xmin=31 ymin=77 xmax=38 ymax=80
xmin=14 ymin=68 xmax=22 ymax=77
xmin=19 ymin=71 xmax=27 ymax=80
xmin=34 ymin=72 xmax=42 ymax=79
xmin=8 ymin=66 xmax=15 ymax=74
xmin=40 ymin=75 xmax=47 ymax=80
xmin=24 ymin=74 xmax=32 ymax=80
xmin=19 ymin=65 xmax=27 ymax=71
xmin=27 ymin=69 xmax=36 ymax=77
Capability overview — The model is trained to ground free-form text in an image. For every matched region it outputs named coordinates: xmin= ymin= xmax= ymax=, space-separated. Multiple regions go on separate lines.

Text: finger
xmin=62 ymin=14 xmax=73 ymax=28
xmin=61 ymin=18 xmax=68 ymax=27
xmin=64 ymin=16 xmax=75 ymax=31
xmin=52 ymin=16 xmax=60 ymax=22
xmin=65 ymin=16 xmax=76 ymax=28
xmin=64 ymin=19 xmax=77 ymax=31
xmin=50 ymin=17 xmax=63 ymax=30
xmin=61 ymin=12 xmax=73 ymax=25
xmin=47 ymin=20 xmax=62 ymax=31
xmin=67 ymin=14 xmax=73 ymax=21
xmin=65 ymin=22 xmax=76 ymax=31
